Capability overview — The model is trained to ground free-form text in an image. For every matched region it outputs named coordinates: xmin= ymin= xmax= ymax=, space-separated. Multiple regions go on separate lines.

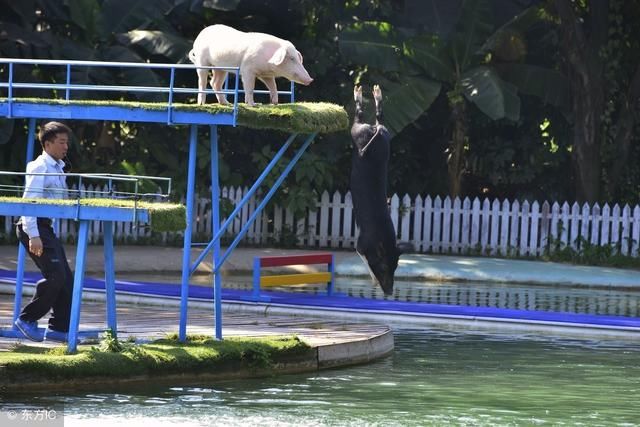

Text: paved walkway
xmin=1 ymin=244 xmax=639 ymax=288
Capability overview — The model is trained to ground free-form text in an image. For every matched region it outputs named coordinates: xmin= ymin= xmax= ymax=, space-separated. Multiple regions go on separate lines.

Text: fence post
xmin=442 ymin=196 xmax=451 ymax=253
xmin=520 ymin=200 xmax=530 ymax=256
xmin=601 ymin=204 xmax=611 ymax=248
xmin=343 ymin=191 xmax=353 ymax=248
xmin=423 ymin=196 xmax=433 ymax=252
xmin=451 ymin=197 xmax=461 ymax=254
xmin=530 ymin=201 xmax=540 ymax=256
xmin=510 ymin=200 xmax=520 ymax=254
xmin=481 ymin=198 xmax=491 ymax=252
xmin=499 ymin=199 xmax=510 ymax=255
xmin=621 ymin=204 xmax=631 ymax=256
xmin=490 ymin=199 xmax=500 ymax=255
xmin=611 ymin=204 xmax=621 ymax=253
xmin=331 ymin=190 xmax=341 ymax=248
xmin=470 ymin=197 xmax=481 ymax=250
xmin=433 ymin=196 xmax=442 ymax=253
xmin=632 ymin=206 xmax=640 ymax=256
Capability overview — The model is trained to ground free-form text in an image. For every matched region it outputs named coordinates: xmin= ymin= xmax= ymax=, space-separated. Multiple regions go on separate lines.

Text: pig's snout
xmin=290 ymin=68 xmax=313 ymax=86
xmin=298 ymin=76 xmax=313 ymax=86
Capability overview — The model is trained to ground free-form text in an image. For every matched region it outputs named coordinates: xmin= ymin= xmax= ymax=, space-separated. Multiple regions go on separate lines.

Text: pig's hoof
xmin=354 ymin=85 xmax=363 ymax=103
xmin=373 ymin=84 xmax=382 ymax=102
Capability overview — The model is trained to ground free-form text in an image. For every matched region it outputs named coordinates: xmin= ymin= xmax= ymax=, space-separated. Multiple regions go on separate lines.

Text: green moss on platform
xmin=3 ymin=98 xmax=349 ymax=134
xmin=0 ymin=197 xmax=186 ymax=232
xmin=0 ymin=335 xmax=312 ymax=389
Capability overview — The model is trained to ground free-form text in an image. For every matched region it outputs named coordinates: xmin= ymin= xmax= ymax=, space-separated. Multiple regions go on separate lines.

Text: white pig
xmin=188 ymin=24 xmax=313 ymax=106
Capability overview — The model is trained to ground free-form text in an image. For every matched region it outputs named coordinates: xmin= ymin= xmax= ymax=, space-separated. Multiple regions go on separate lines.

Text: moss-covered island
xmin=0 ymin=334 xmax=315 ymax=393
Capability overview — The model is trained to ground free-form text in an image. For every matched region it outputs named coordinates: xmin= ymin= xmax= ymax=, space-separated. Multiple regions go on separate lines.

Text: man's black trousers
xmin=16 ymin=221 xmax=73 ymax=332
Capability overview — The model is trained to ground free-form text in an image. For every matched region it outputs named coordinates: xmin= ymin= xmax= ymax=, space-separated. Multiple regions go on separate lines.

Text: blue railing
xmin=0 ymin=58 xmax=296 ymax=126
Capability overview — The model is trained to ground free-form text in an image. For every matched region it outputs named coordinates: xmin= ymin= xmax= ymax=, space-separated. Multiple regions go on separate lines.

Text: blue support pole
xmin=7 ymin=63 xmax=13 ymax=117
xmin=65 ymin=64 xmax=71 ymax=101
xmin=167 ymin=67 xmax=175 ymax=124
xmin=13 ymin=118 xmax=37 ymax=326
xmin=103 ymin=221 xmax=117 ymax=336
xmin=179 ymin=125 xmax=198 ymax=342
xmin=210 ymin=125 xmax=222 ymax=340
xmin=233 ymin=70 xmax=240 ymax=126
xmin=67 ymin=220 xmax=90 ymax=353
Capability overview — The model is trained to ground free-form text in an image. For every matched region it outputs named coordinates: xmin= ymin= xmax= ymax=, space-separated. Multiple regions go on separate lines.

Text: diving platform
xmin=0 ymin=57 xmax=348 ymax=350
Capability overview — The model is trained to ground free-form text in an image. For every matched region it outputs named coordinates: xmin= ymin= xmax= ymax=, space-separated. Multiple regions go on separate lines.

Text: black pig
xmin=350 ymin=84 xmax=402 ymax=295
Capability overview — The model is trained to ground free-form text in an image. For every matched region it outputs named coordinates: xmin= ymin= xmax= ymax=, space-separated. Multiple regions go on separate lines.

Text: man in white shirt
xmin=14 ymin=121 xmax=74 ymax=343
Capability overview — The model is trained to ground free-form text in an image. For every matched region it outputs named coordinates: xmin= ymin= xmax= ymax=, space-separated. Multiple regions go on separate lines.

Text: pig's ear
xmin=296 ymin=50 xmax=303 ymax=64
xmin=268 ymin=47 xmax=287 ymax=66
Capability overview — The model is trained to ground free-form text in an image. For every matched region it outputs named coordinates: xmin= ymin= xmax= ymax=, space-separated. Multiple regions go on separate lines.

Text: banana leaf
xmin=116 ymin=30 xmax=192 ymax=63
xmin=495 ymin=63 xmax=570 ymax=113
xmin=379 ymin=76 xmax=442 ymax=136
xmin=461 ymin=66 xmax=520 ymax=121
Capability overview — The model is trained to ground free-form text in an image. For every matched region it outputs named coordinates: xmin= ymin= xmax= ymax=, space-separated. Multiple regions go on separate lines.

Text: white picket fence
xmin=2 ymin=185 xmax=640 ymax=257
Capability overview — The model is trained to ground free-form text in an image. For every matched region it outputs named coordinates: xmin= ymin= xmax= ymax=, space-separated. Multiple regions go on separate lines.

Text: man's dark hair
xmin=39 ymin=121 xmax=71 ymax=147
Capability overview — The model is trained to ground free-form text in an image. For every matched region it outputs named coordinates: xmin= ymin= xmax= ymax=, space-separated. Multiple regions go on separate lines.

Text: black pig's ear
xmin=397 ymin=242 xmax=414 ymax=255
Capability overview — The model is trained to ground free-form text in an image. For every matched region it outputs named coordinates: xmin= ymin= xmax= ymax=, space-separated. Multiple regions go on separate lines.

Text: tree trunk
xmin=555 ymin=0 xmax=607 ymax=204
xmin=571 ymin=80 xmax=602 ymax=203
xmin=447 ymin=101 xmax=467 ymax=198
xmin=605 ymin=63 xmax=640 ymax=198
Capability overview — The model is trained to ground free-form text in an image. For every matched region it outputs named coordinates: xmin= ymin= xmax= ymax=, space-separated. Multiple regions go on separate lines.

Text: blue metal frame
xmin=178 ymin=125 xmax=198 ymax=341
xmin=104 ymin=221 xmax=117 ymax=336
xmin=189 ymin=133 xmax=298 ymax=275
xmin=67 ymin=220 xmax=89 ymax=352
xmin=0 ymin=58 xmax=297 ymax=126
xmin=213 ymin=133 xmax=317 ymax=271
xmin=210 ymin=125 xmax=222 ymax=340
xmin=1 ymin=58 xmax=316 ymax=348
xmin=12 ymin=118 xmax=35 ymax=326
xmin=0 ymin=201 xmax=159 ymax=351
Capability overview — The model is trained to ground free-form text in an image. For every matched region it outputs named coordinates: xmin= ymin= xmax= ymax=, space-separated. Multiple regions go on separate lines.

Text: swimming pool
xmin=4 ymin=329 xmax=639 ymax=426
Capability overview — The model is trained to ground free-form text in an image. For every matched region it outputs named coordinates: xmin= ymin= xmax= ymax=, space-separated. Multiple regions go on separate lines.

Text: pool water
xmin=5 ymin=329 xmax=640 ymax=426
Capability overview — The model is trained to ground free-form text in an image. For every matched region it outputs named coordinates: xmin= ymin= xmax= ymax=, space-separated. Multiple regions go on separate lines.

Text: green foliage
xmin=98 ymin=328 xmax=124 ymax=353
xmin=252 ymin=144 xmax=330 ymax=218
xmin=1 ymin=0 xmax=639 ymax=217
xmin=543 ymin=236 xmax=640 ymax=269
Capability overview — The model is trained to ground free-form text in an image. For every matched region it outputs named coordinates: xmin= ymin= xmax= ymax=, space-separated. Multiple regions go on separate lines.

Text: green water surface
xmin=4 ymin=329 xmax=639 ymax=426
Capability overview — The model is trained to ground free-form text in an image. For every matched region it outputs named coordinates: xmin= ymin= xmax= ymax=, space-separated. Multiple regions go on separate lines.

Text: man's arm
xmin=21 ymin=163 xmax=46 ymax=238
